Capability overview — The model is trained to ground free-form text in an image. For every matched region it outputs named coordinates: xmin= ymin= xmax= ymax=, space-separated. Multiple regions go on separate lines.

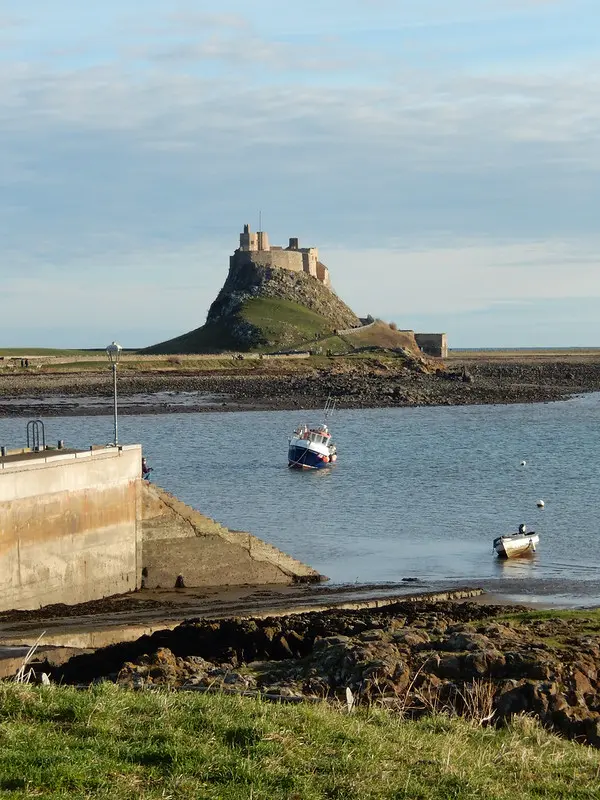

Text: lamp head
xmin=106 ymin=341 xmax=123 ymax=364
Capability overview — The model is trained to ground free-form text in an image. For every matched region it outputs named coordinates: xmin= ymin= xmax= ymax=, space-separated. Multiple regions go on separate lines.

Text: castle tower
xmin=257 ymin=230 xmax=270 ymax=251
xmin=239 ymin=223 xmax=258 ymax=252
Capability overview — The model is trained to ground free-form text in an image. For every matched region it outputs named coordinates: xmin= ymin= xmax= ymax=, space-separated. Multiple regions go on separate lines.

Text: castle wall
xmin=301 ymin=252 xmax=316 ymax=277
xmin=257 ymin=231 xmax=270 ymax=251
xmin=234 ymin=249 xmax=307 ymax=275
xmin=415 ymin=333 xmax=448 ymax=358
xmin=316 ymin=262 xmax=330 ymax=287
xmin=239 ymin=224 xmax=258 ymax=252
xmin=234 ymin=225 xmax=326 ymax=285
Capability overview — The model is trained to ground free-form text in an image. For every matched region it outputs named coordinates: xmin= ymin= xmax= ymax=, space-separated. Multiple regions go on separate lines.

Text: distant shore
xmin=2 ymin=350 xmax=600 ymax=416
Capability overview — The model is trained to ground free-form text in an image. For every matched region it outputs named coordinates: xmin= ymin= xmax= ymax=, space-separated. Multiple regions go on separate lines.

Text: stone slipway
xmin=140 ymin=483 xmax=325 ymax=589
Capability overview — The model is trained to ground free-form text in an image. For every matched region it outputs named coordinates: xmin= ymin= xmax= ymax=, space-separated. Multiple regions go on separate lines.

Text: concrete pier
xmin=0 ymin=446 xmax=142 ymax=612
xmin=0 ymin=444 xmax=323 ymax=615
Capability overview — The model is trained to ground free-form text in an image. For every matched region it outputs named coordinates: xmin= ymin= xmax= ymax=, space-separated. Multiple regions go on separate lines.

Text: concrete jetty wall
xmin=141 ymin=483 xmax=324 ymax=587
xmin=0 ymin=446 xmax=142 ymax=612
xmin=0 ymin=445 xmax=323 ymax=613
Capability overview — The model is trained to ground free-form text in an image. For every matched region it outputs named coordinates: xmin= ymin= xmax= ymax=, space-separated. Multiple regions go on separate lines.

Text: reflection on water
xmin=2 ymin=393 xmax=600 ymax=606
xmin=494 ymin=554 xmax=539 ymax=579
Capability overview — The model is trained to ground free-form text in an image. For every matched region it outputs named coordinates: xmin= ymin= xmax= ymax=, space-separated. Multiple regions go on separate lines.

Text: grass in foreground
xmin=0 ymin=684 xmax=599 ymax=799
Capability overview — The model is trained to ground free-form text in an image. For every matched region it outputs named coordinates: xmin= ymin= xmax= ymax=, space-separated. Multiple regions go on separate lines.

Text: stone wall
xmin=315 ymin=261 xmax=330 ymax=287
xmin=232 ymin=249 xmax=321 ymax=280
xmin=0 ymin=446 xmax=142 ymax=612
xmin=234 ymin=249 xmax=305 ymax=275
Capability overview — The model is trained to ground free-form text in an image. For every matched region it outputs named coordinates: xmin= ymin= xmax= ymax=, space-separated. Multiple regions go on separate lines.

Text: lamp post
xmin=106 ymin=341 xmax=122 ymax=446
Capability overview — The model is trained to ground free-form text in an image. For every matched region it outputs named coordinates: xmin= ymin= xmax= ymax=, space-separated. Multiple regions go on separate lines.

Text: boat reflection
xmin=494 ymin=552 xmax=539 ymax=578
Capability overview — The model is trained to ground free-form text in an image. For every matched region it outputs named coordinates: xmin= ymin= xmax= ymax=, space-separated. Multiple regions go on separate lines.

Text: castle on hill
xmin=231 ymin=224 xmax=331 ymax=288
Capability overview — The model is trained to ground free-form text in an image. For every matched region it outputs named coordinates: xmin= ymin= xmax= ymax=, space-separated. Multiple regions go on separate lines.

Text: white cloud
xmin=328 ymin=238 xmax=600 ymax=317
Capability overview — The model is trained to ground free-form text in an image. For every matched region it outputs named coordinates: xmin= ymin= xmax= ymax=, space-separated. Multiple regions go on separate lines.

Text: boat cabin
xmin=293 ymin=425 xmax=331 ymax=444
xmin=308 ymin=431 xmax=329 ymax=445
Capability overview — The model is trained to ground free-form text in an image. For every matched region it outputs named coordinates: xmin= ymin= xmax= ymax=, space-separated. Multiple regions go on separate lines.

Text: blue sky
xmin=1 ymin=0 xmax=599 ymax=348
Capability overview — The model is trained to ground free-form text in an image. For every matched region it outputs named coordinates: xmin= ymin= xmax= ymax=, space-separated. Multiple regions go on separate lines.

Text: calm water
xmin=2 ymin=394 xmax=600 ymax=607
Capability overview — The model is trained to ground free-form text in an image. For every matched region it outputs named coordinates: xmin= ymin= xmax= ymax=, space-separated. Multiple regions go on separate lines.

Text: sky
xmin=0 ymin=0 xmax=599 ymax=348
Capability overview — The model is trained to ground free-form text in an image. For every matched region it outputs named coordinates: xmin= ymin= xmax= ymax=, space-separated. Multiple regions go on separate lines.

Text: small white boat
xmin=493 ymin=524 xmax=539 ymax=559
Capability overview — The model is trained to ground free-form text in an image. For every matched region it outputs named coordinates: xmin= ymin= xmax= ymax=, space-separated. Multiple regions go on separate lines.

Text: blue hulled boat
xmin=288 ymin=399 xmax=338 ymax=470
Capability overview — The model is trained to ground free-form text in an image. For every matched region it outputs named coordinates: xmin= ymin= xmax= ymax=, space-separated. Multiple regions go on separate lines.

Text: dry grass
xmin=448 ymin=348 xmax=600 ymax=362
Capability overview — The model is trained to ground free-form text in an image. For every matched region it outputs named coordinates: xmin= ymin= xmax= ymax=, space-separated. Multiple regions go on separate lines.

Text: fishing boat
xmin=288 ymin=399 xmax=338 ymax=470
xmin=493 ymin=524 xmax=539 ymax=559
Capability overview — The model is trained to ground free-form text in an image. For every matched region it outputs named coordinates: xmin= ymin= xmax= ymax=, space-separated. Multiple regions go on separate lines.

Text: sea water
xmin=2 ymin=393 xmax=600 ymax=606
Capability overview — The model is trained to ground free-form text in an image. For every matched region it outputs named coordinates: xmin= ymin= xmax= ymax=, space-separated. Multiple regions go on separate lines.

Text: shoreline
xmin=0 ymin=579 xmax=589 ymax=652
xmin=0 ymin=393 xmax=576 ymax=418
xmin=12 ymin=587 xmax=600 ymax=749
xmin=4 ymin=352 xmax=600 ymax=416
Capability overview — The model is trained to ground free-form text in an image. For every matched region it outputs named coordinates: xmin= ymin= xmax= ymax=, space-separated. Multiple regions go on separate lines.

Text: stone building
xmin=232 ymin=224 xmax=331 ymax=288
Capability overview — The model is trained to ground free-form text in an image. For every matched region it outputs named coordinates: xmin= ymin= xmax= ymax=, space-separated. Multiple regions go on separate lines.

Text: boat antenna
xmin=324 ymin=396 xmax=336 ymax=420
xmin=259 ymin=209 xmax=262 ymax=231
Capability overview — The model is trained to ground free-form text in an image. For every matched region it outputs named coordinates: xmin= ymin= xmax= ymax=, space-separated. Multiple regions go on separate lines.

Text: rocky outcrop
xmin=52 ymin=600 xmax=600 ymax=747
xmin=207 ymin=260 xmax=360 ymax=332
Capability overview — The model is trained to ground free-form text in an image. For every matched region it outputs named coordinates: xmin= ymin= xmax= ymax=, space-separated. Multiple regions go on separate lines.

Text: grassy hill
xmin=142 ymin=297 xmax=336 ymax=355
xmin=315 ymin=321 xmax=424 ymax=357
xmin=143 ymin=301 xmax=426 ymax=360
xmin=144 ymin=258 xmax=427 ymax=359
xmin=144 ymin=259 xmax=364 ymax=356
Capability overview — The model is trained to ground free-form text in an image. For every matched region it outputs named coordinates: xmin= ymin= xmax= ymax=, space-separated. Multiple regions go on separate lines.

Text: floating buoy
xmin=536 ymin=499 xmax=545 ymax=508
xmin=520 ymin=460 xmax=527 ymax=466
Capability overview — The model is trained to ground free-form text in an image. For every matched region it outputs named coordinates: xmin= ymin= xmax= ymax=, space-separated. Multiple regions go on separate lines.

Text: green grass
xmin=142 ymin=297 xmax=335 ymax=355
xmin=0 ymin=349 xmax=90 ymax=357
xmin=139 ymin=319 xmax=244 ymax=355
xmin=491 ymin=608 xmax=600 ymax=641
xmin=307 ymin=335 xmax=351 ymax=354
xmin=0 ymin=684 xmax=599 ymax=799
xmin=240 ymin=297 xmax=334 ymax=350
xmin=494 ymin=609 xmax=600 ymax=624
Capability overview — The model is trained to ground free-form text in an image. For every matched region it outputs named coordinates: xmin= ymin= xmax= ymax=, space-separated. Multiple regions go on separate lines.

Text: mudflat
xmin=2 ymin=350 xmax=600 ymax=415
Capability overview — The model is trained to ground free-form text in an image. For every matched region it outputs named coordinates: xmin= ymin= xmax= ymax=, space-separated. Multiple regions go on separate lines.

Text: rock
xmin=572 ymin=668 xmax=595 ymax=701
xmin=53 ymin=599 xmax=600 ymax=748
xmin=358 ymin=629 xmax=390 ymax=643
xmin=433 ymin=655 xmax=463 ymax=680
xmin=495 ymin=681 xmax=534 ymax=718
xmin=392 ymin=629 xmax=430 ymax=647
xmin=464 ymin=649 xmax=506 ymax=678
xmin=504 ymin=651 xmax=557 ymax=680
xmin=442 ymin=631 xmax=495 ymax=653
